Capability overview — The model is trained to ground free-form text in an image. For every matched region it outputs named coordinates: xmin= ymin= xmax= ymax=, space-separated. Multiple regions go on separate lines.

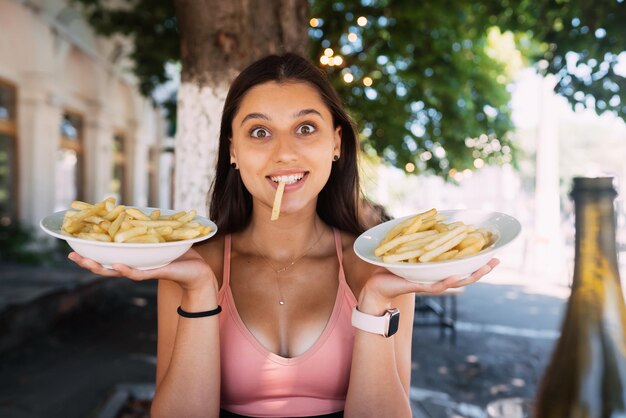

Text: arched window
xmin=55 ymin=111 xmax=84 ymax=211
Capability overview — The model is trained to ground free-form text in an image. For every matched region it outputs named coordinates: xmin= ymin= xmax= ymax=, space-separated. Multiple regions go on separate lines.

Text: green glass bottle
xmin=534 ymin=177 xmax=626 ymax=417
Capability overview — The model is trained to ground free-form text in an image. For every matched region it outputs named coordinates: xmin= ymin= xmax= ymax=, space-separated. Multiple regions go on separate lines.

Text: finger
xmin=377 ymin=267 xmax=465 ymax=295
xmin=110 ymin=248 xmax=202 ymax=281
xmin=414 ymin=258 xmax=502 ymax=294
xmin=470 ymin=258 xmax=500 ymax=279
xmin=448 ymin=258 xmax=501 ymax=288
xmin=486 ymin=258 xmax=501 ymax=268
xmin=448 ymin=275 xmax=476 ymax=288
xmin=110 ymin=263 xmax=159 ymax=281
xmin=68 ymin=252 xmax=123 ymax=277
xmin=416 ymin=276 xmax=461 ymax=294
xmin=369 ymin=270 xmax=442 ymax=298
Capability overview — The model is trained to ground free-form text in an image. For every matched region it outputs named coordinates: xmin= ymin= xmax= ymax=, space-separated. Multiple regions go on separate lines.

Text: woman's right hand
xmin=68 ymin=248 xmax=216 ymax=293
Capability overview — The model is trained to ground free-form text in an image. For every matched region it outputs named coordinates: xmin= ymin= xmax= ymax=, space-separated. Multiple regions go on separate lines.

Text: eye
xmin=250 ymin=127 xmax=271 ymax=139
xmin=296 ymin=123 xmax=316 ymax=135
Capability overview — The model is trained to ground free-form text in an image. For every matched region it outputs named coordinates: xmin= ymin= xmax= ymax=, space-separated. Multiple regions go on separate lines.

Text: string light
xmin=343 ymin=73 xmax=354 ymax=83
xmin=363 ymin=77 xmax=373 ymax=86
xmin=357 ymin=16 xmax=368 ymax=26
xmin=310 ymin=18 xmax=320 ymax=27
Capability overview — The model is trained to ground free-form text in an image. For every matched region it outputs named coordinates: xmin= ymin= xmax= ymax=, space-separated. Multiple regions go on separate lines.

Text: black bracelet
xmin=177 ymin=305 xmax=222 ymax=318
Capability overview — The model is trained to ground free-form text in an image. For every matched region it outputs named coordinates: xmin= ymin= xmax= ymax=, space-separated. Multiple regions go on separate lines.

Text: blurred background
xmin=0 ymin=0 xmax=625 ymax=417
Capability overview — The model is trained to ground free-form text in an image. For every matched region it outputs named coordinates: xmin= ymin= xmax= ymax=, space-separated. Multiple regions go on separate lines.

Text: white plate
xmin=354 ymin=210 xmax=521 ymax=283
xmin=40 ymin=207 xmax=218 ymax=270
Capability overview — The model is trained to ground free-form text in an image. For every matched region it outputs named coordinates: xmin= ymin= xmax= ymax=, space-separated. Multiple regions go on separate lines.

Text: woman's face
xmin=230 ymin=81 xmax=341 ymax=220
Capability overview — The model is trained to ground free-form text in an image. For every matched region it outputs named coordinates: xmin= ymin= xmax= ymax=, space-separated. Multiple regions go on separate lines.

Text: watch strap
xmin=351 ymin=307 xmax=399 ymax=337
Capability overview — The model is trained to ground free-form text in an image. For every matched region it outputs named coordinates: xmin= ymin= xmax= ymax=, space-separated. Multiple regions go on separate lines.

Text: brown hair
xmin=209 ymin=53 xmax=364 ymax=235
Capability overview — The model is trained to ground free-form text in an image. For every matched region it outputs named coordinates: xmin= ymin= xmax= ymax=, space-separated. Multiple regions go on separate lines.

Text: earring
xmin=230 ymin=162 xmax=238 ymax=169
xmin=333 ymin=155 xmax=340 ymax=162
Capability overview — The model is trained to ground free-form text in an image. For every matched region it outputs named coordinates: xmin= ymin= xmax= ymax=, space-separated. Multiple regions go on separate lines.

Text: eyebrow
xmin=239 ymin=108 xmax=324 ymax=126
xmin=293 ymin=108 xmax=324 ymax=120
xmin=240 ymin=112 xmax=270 ymax=126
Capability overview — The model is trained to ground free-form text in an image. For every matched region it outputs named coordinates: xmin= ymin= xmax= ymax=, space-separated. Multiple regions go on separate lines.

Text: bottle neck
xmin=572 ymin=192 xmax=620 ymax=289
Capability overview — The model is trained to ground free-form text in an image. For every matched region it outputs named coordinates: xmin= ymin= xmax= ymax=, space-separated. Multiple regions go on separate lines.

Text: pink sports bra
xmin=218 ymin=230 xmax=357 ymax=417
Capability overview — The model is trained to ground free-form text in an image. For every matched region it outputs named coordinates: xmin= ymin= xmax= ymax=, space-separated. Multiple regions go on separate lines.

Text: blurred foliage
xmin=495 ymin=0 xmax=626 ymax=115
xmin=0 ymin=223 xmax=69 ymax=266
xmin=72 ymin=0 xmax=625 ymax=178
xmin=310 ymin=1 xmax=517 ymax=176
xmin=310 ymin=0 xmax=625 ymax=177
xmin=71 ymin=0 xmax=178 ymax=97
xmin=70 ymin=0 xmax=179 ymax=135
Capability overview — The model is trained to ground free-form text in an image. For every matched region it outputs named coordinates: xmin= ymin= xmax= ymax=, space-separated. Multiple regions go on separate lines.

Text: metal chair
xmin=414 ymin=288 xmax=464 ymax=344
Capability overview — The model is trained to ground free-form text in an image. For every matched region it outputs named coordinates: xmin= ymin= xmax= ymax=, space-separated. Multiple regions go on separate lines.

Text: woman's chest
xmin=228 ymin=255 xmax=341 ymax=358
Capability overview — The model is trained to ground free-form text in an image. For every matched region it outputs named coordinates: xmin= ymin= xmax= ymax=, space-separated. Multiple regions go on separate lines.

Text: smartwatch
xmin=351 ymin=307 xmax=400 ymax=338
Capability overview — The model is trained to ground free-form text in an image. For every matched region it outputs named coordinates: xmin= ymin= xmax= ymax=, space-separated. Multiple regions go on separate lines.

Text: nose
xmin=272 ymin=133 xmax=297 ymax=163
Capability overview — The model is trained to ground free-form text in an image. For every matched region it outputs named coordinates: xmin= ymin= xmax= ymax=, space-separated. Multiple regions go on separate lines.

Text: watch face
xmin=387 ymin=309 xmax=400 ymax=337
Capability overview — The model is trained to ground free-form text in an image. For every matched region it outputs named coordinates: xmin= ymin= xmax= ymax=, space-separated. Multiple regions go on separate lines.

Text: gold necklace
xmin=252 ymin=229 xmax=325 ymax=306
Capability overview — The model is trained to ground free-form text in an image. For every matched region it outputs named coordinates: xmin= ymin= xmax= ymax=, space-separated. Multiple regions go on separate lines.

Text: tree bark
xmin=173 ymin=0 xmax=309 ymax=214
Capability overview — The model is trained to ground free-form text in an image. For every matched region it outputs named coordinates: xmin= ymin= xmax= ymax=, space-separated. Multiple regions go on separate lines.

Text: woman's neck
xmin=243 ymin=208 xmax=329 ymax=262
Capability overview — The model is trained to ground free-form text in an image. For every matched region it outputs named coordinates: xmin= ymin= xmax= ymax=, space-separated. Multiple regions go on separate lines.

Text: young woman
xmin=69 ymin=53 xmax=498 ymax=418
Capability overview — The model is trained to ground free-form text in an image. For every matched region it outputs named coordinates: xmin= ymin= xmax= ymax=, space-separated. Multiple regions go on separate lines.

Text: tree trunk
xmin=173 ymin=0 xmax=309 ymax=215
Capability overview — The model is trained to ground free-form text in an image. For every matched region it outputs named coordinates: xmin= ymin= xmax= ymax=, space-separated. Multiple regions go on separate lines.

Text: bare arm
xmin=151 ymin=277 xmax=221 ymax=418
xmin=344 ymin=252 xmax=499 ymax=417
xmin=344 ymin=280 xmax=415 ymax=418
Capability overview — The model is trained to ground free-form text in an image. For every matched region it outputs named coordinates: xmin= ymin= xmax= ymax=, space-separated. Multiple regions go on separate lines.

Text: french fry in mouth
xmin=271 ymin=181 xmax=286 ymax=221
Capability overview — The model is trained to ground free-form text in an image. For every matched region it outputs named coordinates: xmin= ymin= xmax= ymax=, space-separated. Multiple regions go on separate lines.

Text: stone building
xmin=0 ymin=0 xmax=171 ymax=229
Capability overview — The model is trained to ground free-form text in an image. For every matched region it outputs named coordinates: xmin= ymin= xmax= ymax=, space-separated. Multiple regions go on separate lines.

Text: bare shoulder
xmin=339 ymin=230 xmax=377 ymax=300
xmin=192 ymin=234 xmax=225 ymax=288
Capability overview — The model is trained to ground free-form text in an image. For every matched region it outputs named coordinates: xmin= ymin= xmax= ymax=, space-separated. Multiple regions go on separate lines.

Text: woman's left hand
xmin=358 ymin=258 xmax=500 ymax=314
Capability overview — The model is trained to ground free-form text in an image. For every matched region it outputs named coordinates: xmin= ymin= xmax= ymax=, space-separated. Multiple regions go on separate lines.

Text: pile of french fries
xmin=375 ymin=208 xmax=494 ymax=263
xmin=61 ymin=197 xmax=213 ymax=243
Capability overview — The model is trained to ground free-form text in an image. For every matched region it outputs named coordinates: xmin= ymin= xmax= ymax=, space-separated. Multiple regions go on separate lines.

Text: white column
xmin=533 ymin=75 xmax=566 ymax=282
xmin=18 ymin=75 xmax=62 ymax=226
xmin=83 ymin=105 xmax=113 ymax=203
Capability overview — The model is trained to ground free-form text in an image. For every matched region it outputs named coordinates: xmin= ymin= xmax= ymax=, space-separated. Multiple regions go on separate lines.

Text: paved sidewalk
xmin=0 ymin=263 xmax=106 ymax=354
xmin=0 ymin=275 xmax=157 ymax=418
xmin=409 ymin=270 xmax=568 ymax=415
xmin=0 ymin=259 xmax=570 ymax=417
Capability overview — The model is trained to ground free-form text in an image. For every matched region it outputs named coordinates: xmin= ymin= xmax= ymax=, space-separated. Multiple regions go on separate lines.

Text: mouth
xmin=268 ymin=172 xmax=308 ymax=186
